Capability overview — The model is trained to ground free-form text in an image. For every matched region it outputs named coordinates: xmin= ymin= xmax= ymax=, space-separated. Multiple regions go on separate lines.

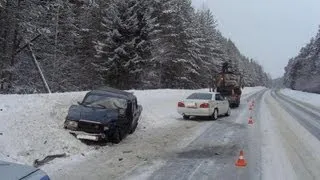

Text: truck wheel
xmin=212 ymin=109 xmax=218 ymax=120
xmin=183 ymin=115 xmax=190 ymax=120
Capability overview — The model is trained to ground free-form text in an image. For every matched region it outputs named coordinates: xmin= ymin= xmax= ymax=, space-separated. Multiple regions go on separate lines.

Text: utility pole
xmin=27 ymin=44 xmax=51 ymax=93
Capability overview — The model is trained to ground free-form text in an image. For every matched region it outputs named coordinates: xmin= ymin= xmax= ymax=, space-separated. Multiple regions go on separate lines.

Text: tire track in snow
xmin=267 ymin=90 xmax=320 ymax=179
xmin=271 ymin=91 xmax=320 ymax=140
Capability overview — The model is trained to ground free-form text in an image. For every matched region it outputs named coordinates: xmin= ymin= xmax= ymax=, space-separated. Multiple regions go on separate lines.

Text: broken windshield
xmin=83 ymin=95 xmax=127 ymax=109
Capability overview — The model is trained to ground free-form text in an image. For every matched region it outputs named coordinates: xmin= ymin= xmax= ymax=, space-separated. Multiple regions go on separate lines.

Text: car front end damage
xmin=63 ymin=107 xmax=122 ymax=141
xmin=64 ymin=119 xmax=110 ymax=141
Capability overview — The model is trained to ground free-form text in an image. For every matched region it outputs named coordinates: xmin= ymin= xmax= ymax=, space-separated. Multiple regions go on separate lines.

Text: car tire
xmin=212 ymin=109 xmax=218 ymax=120
xmin=129 ymin=121 xmax=138 ymax=134
xmin=183 ymin=115 xmax=190 ymax=120
xmin=225 ymin=108 xmax=231 ymax=116
xmin=109 ymin=128 xmax=122 ymax=144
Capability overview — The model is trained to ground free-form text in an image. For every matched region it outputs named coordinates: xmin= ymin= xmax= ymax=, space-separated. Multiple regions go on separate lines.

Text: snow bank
xmin=281 ymin=89 xmax=320 ymax=108
xmin=0 ymin=92 xmax=93 ymax=165
xmin=0 ymin=87 xmax=264 ymax=168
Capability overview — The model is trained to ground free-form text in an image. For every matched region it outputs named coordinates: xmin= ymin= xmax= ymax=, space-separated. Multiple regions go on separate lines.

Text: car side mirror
xmin=77 ymin=101 xmax=82 ymax=105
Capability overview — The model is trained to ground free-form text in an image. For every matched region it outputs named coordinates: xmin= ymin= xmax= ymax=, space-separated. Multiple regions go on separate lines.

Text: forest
xmin=284 ymin=26 xmax=320 ymax=93
xmin=0 ymin=0 xmax=270 ymax=94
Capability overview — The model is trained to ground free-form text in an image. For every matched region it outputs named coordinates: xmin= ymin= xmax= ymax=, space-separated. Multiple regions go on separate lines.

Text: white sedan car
xmin=177 ymin=92 xmax=230 ymax=120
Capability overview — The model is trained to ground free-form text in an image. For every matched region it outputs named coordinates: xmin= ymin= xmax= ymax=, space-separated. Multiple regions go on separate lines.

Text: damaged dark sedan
xmin=64 ymin=87 xmax=142 ymax=143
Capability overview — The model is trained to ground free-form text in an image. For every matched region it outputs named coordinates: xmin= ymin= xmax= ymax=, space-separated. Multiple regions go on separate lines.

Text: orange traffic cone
xmin=235 ymin=150 xmax=247 ymax=167
xmin=248 ymin=116 xmax=254 ymax=124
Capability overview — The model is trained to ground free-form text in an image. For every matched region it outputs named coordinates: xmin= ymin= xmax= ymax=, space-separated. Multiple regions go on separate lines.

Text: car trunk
xmin=183 ymin=99 xmax=211 ymax=109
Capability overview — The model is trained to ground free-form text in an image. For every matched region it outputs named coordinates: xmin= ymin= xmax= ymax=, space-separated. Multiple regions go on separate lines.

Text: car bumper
xmin=68 ymin=130 xmax=106 ymax=141
xmin=177 ymin=107 xmax=213 ymax=116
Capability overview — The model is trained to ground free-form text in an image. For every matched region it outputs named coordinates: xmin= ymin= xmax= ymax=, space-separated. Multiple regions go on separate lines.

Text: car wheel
xmin=183 ymin=115 xmax=190 ymax=120
xmin=109 ymin=128 xmax=122 ymax=144
xmin=225 ymin=108 xmax=231 ymax=116
xmin=212 ymin=109 xmax=218 ymax=120
xmin=129 ymin=121 xmax=138 ymax=134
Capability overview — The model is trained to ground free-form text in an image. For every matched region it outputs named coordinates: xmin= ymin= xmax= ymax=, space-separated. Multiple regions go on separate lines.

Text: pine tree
xmin=151 ymin=0 xmax=202 ymax=88
xmin=95 ymin=0 xmax=155 ymax=89
xmin=284 ymin=26 xmax=320 ymax=93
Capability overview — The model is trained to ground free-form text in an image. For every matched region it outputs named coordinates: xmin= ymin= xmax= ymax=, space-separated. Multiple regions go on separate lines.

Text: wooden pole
xmin=27 ymin=44 xmax=51 ymax=94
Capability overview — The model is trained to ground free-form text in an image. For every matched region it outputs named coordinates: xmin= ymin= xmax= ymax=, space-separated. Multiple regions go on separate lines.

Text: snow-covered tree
xmin=95 ymin=0 xmax=155 ymax=89
xmin=150 ymin=0 xmax=203 ymax=88
xmin=284 ymin=26 xmax=320 ymax=93
xmin=0 ymin=0 xmax=271 ymax=93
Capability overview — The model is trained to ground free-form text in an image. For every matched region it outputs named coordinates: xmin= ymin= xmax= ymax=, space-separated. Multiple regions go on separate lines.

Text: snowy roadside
xmin=280 ymin=88 xmax=320 ymax=108
xmin=0 ymin=87 xmax=265 ymax=179
xmin=0 ymin=92 xmax=92 ymax=165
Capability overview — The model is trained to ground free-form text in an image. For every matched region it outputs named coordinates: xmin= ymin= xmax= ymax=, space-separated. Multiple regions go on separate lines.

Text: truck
xmin=212 ymin=62 xmax=243 ymax=107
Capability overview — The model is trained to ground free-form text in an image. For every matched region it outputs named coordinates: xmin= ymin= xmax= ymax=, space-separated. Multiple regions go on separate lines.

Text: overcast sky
xmin=192 ymin=0 xmax=320 ymax=78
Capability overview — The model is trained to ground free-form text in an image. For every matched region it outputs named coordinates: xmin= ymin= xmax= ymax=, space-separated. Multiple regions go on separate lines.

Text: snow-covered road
xmin=123 ymin=89 xmax=266 ymax=180
xmin=123 ymin=89 xmax=320 ymax=180
xmin=2 ymin=87 xmax=320 ymax=180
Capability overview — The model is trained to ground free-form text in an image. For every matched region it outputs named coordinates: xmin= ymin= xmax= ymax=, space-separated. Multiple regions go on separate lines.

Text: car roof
xmin=0 ymin=160 xmax=46 ymax=179
xmin=88 ymin=87 xmax=136 ymax=100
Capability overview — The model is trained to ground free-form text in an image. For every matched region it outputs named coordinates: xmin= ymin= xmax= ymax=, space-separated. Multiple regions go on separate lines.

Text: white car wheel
xmin=225 ymin=108 xmax=231 ymax=116
xmin=212 ymin=109 xmax=218 ymax=120
xmin=183 ymin=115 xmax=190 ymax=120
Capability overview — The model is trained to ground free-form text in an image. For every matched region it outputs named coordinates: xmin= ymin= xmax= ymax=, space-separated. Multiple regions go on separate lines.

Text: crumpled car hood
xmin=66 ymin=105 xmax=119 ymax=124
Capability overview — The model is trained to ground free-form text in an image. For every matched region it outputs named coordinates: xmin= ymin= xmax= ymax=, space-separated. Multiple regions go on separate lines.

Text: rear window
xmin=187 ymin=93 xmax=212 ymax=100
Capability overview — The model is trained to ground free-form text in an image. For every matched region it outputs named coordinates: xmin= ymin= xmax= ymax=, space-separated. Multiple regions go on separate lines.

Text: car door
xmin=215 ymin=94 xmax=226 ymax=115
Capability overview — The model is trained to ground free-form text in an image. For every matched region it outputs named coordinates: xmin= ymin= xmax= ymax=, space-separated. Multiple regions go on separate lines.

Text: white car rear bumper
xmin=177 ymin=107 xmax=213 ymax=117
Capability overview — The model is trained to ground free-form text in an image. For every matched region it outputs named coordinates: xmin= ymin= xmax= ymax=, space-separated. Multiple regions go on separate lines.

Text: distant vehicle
xmin=0 ymin=160 xmax=50 ymax=180
xmin=213 ymin=62 xmax=243 ymax=107
xmin=64 ymin=87 xmax=143 ymax=143
xmin=177 ymin=92 xmax=230 ymax=120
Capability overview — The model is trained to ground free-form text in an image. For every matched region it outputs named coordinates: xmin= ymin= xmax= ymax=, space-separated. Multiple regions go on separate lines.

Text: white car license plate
xmin=76 ymin=134 xmax=99 ymax=141
xmin=186 ymin=103 xmax=197 ymax=108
